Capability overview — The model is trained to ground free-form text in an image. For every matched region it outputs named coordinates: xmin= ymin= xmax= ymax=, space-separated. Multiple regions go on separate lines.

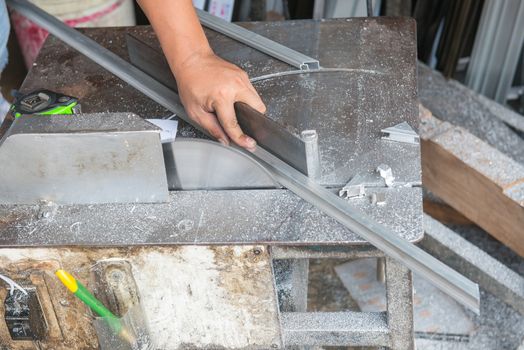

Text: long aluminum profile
xmin=6 ymin=0 xmax=480 ymax=313
xmin=196 ymin=8 xmax=320 ymax=70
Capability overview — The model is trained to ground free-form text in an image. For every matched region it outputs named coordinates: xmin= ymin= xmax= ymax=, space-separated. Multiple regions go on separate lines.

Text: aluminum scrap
xmin=381 ymin=121 xmax=420 ymax=145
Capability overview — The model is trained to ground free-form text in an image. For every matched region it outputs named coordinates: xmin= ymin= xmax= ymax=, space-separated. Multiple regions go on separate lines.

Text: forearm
xmin=137 ymin=0 xmax=213 ymax=76
xmin=138 ymin=0 xmax=265 ymax=150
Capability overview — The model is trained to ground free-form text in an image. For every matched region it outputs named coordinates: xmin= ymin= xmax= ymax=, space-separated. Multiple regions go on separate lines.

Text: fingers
xmin=190 ymin=108 xmax=229 ymax=145
xmin=213 ymin=99 xmax=257 ymax=151
xmin=240 ymin=84 xmax=267 ymax=114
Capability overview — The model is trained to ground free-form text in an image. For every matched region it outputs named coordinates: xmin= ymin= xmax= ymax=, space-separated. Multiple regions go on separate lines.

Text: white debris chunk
xmin=339 ymin=174 xmax=368 ymax=199
xmin=376 ymin=164 xmax=395 ymax=187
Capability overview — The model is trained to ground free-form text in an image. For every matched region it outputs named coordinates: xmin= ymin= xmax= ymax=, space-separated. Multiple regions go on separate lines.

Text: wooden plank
xmin=423 ymin=199 xmax=474 ymax=226
xmin=419 ymin=105 xmax=524 ymax=257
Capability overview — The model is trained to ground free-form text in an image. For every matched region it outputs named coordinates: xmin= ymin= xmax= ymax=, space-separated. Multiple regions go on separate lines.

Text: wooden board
xmin=423 ymin=199 xmax=473 ymax=226
xmin=419 ymin=105 xmax=524 ymax=257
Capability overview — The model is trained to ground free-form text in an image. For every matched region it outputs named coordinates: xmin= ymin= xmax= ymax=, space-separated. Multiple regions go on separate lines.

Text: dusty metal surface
xmin=0 ymin=246 xmax=281 ymax=349
xmin=17 ymin=19 xmax=421 ymax=188
xmin=124 ymin=24 xmax=421 ymax=187
xmin=0 ymin=187 xmax=422 ymax=246
xmin=0 ymin=113 xmax=168 ymax=205
xmin=2 ymin=19 xmax=423 ymax=246
xmin=126 ymin=34 xmax=311 ymax=175
xmin=196 ymin=8 xmax=320 ymax=70
xmin=281 ymin=311 xmax=390 ymax=347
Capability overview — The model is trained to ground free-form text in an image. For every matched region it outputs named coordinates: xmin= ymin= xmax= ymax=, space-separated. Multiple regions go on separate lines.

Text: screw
xmin=177 ymin=219 xmax=194 ymax=231
xmin=110 ymin=270 xmax=124 ymax=282
xmin=253 ymin=248 xmax=262 ymax=255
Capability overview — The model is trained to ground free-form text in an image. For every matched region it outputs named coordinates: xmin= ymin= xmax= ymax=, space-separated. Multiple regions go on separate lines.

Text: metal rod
xmin=313 ymin=0 xmax=326 ymax=20
xmin=367 ymin=0 xmax=374 ymax=16
xmin=376 ymin=257 xmax=386 ymax=283
xmin=196 ymin=8 xmax=320 ymax=70
xmin=6 ymin=0 xmax=480 ymax=313
xmin=301 ymin=130 xmax=321 ymax=181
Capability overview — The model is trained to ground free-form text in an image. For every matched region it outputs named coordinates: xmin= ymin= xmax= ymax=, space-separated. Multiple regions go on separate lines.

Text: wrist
xmin=171 ymin=46 xmax=214 ymax=76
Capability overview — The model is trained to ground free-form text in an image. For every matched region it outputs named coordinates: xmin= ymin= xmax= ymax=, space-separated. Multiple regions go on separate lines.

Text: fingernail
xmin=245 ymin=136 xmax=256 ymax=148
xmin=218 ymin=138 xmax=229 ymax=146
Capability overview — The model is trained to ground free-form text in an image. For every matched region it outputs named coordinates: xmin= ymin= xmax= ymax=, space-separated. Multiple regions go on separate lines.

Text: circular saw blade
xmin=164 ymin=138 xmax=279 ymax=190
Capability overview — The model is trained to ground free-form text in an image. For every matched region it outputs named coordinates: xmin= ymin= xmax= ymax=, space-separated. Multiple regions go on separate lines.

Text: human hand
xmin=173 ymin=51 xmax=266 ymax=152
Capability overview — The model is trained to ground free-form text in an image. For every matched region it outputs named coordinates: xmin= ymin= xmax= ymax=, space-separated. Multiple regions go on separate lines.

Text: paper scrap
xmin=146 ymin=118 xmax=179 ymax=143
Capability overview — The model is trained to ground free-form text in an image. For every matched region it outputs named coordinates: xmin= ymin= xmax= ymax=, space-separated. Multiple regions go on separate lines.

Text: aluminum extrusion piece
xmin=301 ymin=130 xmax=321 ymax=181
xmin=196 ymin=9 xmax=320 ymax=70
xmin=164 ymin=138 xmax=279 ymax=190
xmin=7 ymin=0 xmax=480 ymax=313
xmin=381 ymin=122 xmax=420 ymax=145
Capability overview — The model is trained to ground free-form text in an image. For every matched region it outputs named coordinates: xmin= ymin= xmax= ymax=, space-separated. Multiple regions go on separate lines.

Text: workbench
xmin=0 ymin=18 xmax=421 ymax=349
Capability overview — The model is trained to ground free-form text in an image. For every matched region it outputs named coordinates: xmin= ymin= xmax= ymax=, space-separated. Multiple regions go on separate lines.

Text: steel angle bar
xmin=196 ymin=8 xmax=320 ymax=70
xmin=7 ymin=0 xmax=480 ymax=313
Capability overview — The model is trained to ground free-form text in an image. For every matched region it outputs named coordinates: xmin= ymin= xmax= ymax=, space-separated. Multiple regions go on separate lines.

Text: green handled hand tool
xmin=11 ymin=89 xmax=79 ymax=118
xmin=55 ymin=269 xmax=136 ymax=345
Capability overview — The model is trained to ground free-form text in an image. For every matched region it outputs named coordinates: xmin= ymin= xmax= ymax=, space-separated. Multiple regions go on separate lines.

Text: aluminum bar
xmin=281 ymin=311 xmax=390 ymax=347
xmin=7 ymin=0 xmax=480 ymax=313
xmin=196 ymin=8 xmax=320 ymax=70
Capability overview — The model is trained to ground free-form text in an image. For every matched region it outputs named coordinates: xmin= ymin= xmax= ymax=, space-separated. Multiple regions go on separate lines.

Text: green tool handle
xmin=75 ymin=282 xmax=123 ymax=333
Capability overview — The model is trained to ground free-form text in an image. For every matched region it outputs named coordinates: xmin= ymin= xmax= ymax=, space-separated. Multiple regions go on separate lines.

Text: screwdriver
xmin=55 ymin=269 xmax=136 ymax=345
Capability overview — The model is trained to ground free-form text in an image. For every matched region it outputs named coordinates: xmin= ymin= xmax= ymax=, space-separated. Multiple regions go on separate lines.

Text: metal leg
xmin=385 ymin=257 xmax=414 ymax=350
xmin=313 ymin=0 xmax=326 ymax=19
xmin=376 ymin=256 xmax=386 ymax=283
xmin=273 ymin=259 xmax=310 ymax=350
xmin=273 ymin=259 xmax=309 ymax=312
xmin=274 ymin=248 xmax=415 ymax=349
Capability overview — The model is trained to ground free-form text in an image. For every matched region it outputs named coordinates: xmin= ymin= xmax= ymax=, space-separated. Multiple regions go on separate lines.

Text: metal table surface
xmin=0 ymin=18 xmax=422 ymax=246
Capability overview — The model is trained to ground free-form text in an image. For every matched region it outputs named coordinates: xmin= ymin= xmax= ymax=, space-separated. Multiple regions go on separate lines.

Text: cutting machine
xmin=0 ymin=2 xmax=478 ymax=348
